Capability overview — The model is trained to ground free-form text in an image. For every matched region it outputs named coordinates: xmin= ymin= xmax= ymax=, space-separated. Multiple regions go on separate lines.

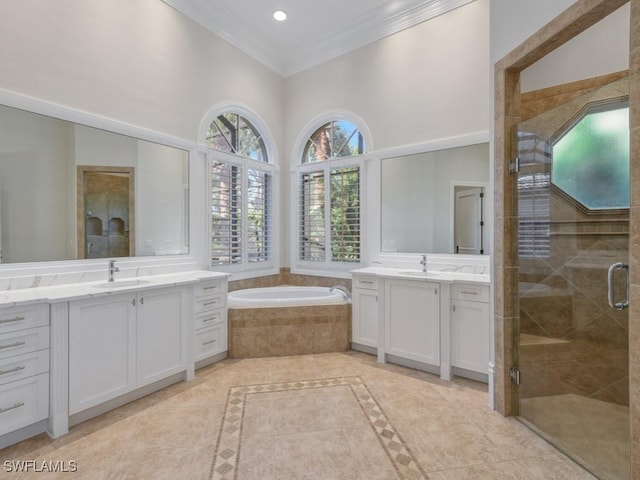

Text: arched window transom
xmin=206 ymin=113 xmax=268 ymax=162
xmin=302 ymin=120 xmax=365 ymax=163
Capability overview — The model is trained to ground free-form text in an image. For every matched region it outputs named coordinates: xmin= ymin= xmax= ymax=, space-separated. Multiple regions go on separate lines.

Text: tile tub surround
xmin=228 ymin=304 xmax=351 ymax=358
xmin=1 ymin=352 xmax=595 ymax=480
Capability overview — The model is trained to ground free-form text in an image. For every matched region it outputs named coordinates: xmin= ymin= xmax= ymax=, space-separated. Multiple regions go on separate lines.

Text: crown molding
xmin=163 ymin=0 xmax=476 ymax=77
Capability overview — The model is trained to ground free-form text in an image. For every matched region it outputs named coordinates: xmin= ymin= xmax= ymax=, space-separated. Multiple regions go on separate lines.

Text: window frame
xmin=201 ymin=106 xmax=279 ymax=278
xmin=291 ymin=113 xmax=372 ymax=277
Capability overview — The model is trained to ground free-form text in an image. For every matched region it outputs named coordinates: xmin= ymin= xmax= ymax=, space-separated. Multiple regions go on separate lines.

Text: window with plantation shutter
xmin=296 ymin=118 xmax=366 ymax=270
xmin=206 ymin=111 xmax=275 ymax=271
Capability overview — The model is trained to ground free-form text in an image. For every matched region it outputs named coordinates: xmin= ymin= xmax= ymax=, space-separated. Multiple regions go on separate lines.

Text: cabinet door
xmin=69 ymin=294 xmax=136 ymax=415
xmin=352 ymin=289 xmax=378 ymax=348
xmin=451 ymin=300 xmax=490 ymax=374
xmin=136 ymin=288 xmax=185 ymax=387
xmin=385 ymin=280 xmax=440 ymax=365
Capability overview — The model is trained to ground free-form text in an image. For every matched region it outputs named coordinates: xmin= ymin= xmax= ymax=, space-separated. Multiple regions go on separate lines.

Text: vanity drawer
xmin=0 ymin=373 xmax=49 ymax=436
xmin=195 ymin=295 xmax=225 ymax=313
xmin=452 ymin=284 xmax=489 ymax=303
xmin=353 ymin=275 xmax=378 ymax=291
xmin=0 ymin=350 xmax=49 ymax=387
xmin=195 ymin=280 xmax=226 ymax=298
xmin=0 ymin=304 xmax=49 ymax=335
xmin=0 ymin=326 xmax=50 ymax=361
xmin=195 ymin=309 xmax=225 ymax=330
xmin=195 ymin=323 xmax=226 ymax=361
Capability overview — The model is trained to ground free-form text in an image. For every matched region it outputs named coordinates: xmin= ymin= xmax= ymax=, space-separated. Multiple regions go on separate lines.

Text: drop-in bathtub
xmin=227 ymin=285 xmax=352 ymax=358
xmin=228 ymin=285 xmax=348 ymax=308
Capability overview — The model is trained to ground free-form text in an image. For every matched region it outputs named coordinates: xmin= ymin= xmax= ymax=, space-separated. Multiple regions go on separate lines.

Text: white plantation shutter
xmin=247 ymin=169 xmax=272 ymax=263
xmin=299 ymin=171 xmax=326 ymax=261
xmin=330 ymin=167 xmax=360 ymax=262
xmin=211 ymin=161 xmax=242 ymax=265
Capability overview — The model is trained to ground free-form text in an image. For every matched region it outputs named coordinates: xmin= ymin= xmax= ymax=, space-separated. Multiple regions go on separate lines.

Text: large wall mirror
xmin=381 ymin=142 xmax=489 ymax=254
xmin=0 ymin=105 xmax=189 ymax=264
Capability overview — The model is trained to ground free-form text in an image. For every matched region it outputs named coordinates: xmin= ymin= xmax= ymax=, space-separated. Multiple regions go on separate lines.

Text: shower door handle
xmin=608 ymin=262 xmax=629 ymax=311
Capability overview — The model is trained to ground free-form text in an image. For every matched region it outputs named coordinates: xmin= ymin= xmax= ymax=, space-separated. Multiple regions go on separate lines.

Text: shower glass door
xmin=515 ymin=77 xmax=630 ymax=479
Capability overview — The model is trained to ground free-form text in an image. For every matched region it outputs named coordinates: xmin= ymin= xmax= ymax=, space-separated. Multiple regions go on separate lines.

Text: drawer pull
xmin=0 ymin=341 xmax=26 ymax=350
xmin=203 ymin=285 xmax=218 ymax=291
xmin=0 ymin=365 xmax=26 ymax=376
xmin=0 ymin=316 xmax=25 ymax=324
xmin=461 ymin=291 xmax=479 ymax=295
xmin=203 ymin=301 xmax=219 ymax=307
xmin=360 ymin=280 xmax=374 ymax=285
xmin=0 ymin=402 xmax=25 ymax=414
xmin=203 ymin=316 xmax=218 ymax=323
xmin=202 ymin=339 xmax=217 ymax=346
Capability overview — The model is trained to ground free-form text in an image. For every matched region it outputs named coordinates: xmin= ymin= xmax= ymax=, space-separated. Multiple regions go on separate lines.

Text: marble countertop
xmin=351 ymin=267 xmax=490 ymax=285
xmin=0 ymin=271 xmax=228 ymax=308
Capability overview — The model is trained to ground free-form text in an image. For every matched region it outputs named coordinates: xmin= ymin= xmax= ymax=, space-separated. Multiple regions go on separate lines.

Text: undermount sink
xmin=399 ymin=271 xmax=445 ymax=277
xmin=93 ymin=279 xmax=150 ymax=289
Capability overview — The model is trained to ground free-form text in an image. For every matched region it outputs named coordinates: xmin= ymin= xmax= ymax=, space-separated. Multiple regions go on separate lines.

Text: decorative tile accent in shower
xmin=209 ymin=376 xmax=428 ymax=480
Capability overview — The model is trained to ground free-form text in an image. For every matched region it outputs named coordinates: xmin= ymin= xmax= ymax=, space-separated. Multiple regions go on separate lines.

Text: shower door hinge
xmin=509 ymin=157 xmax=520 ymax=174
xmin=509 ymin=367 xmax=521 ymax=386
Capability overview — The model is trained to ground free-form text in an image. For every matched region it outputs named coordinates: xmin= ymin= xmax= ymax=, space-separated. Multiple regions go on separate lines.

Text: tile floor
xmin=1 ymin=351 xmax=597 ymax=479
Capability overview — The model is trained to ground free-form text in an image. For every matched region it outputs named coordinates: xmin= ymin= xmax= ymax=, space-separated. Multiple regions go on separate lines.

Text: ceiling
xmin=162 ymin=0 xmax=475 ymax=77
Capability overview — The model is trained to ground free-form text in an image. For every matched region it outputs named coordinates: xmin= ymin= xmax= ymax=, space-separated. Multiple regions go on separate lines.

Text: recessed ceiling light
xmin=273 ymin=9 xmax=287 ymax=22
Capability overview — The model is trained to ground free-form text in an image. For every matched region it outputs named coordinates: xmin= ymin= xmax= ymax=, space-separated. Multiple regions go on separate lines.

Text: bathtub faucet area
xmin=329 ymin=285 xmax=352 ymax=301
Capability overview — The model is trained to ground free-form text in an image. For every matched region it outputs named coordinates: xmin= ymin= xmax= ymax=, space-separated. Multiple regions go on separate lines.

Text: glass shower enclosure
xmin=514 ymin=77 xmax=630 ymax=479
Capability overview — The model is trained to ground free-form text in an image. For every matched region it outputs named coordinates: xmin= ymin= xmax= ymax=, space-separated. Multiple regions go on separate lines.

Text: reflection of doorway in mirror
xmin=77 ymin=166 xmax=135 ymax=259
xmin=453 ymin=185 xmax=484 ymax=255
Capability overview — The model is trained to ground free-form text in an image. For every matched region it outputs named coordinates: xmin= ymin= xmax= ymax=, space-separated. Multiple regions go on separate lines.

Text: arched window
xmin=296 ymin=118 xmax=367 ymax=268
xmin=205 ymin=111 xmax=275 ymax=269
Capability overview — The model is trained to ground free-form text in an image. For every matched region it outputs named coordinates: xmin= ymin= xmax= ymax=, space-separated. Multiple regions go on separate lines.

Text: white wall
xmin=284 ymin=0 xmax=490 ymax=267
xmin=521 ymin=4 xmax=630 ymax=92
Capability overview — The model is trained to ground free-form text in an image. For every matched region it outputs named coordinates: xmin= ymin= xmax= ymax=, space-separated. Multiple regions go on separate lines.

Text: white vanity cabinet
xmin=451 ymin=283 xmax=490 ymax=379
xmin=351 ymin=274 xmax=379 ymax=351
xmin=193 ymin=278 xmax=227 ymax=365
xmin=0 ymin=304 xmax=50 ymax=442
xmin=69 ymin=286 xmax=186 ymax=415
xmin=384 ymin=279 xmax=440 ymax=367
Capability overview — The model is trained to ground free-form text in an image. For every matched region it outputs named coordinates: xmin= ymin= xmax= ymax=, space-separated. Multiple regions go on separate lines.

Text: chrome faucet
xmin=329 ymin=285 xmax=352 ymax=301
xmin=108 ymin=259 xmax=119 ymax=282
xmin=420 ymin=254 xmax=428 ymax=273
